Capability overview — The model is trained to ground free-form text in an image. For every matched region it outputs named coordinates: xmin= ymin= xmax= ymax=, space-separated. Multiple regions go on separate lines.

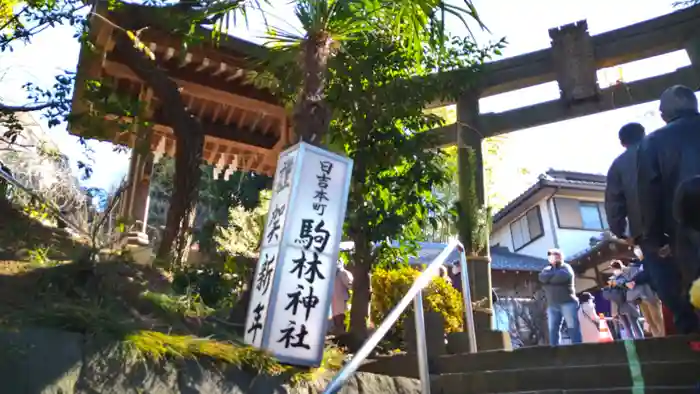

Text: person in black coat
xmin=605 ymin=122 xmax=645 ymax=244
xmin=636 ymin=84 xmax=700 ymax=334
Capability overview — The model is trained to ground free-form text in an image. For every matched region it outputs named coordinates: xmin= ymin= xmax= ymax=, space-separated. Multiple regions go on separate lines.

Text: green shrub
xmin=171 ymin=256 xmax=254 ymax=309
xmin=172 ymin=267 xmax=236 ymax=308
xmin=371 ymin=265 xmax=463 ymax=348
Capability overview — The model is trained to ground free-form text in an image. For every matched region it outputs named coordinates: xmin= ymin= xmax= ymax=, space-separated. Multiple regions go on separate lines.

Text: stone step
xmin=491 ymin=387 xmax=698 ymax=394
xmin=430 ymin=360 xmax=700 ymax=394
xmin=435 ymin=335 xmax=700 ymax=375
xmin=359 ymin=335 xmax=700 ymax=378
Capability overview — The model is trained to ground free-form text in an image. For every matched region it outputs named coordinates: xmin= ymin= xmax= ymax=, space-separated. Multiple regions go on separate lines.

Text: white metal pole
xmin=413 ymin=290 xmax=431 ymax=394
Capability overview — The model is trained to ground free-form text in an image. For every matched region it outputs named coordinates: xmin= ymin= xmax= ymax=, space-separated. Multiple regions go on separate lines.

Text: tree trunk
xmin=348 ymin=239 xmax=372 ymax=338
xmin=293 ymin=35 xmax=332 ymax=146
xmin=115 ymin=37 xmax=205 ymax=267
xmin=161 ymin=185 xmax=200 ymax=267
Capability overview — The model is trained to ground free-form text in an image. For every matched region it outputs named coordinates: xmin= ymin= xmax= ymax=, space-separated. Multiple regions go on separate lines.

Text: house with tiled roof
xmin=407 ymin=242 xmax=548 ymax=298
xmin=489 ymin=169 xmax=614 ymax=292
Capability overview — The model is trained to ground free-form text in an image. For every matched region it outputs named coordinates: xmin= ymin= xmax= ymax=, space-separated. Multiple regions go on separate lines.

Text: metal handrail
xmin=323 ymin=239 xmax=477 ymax=394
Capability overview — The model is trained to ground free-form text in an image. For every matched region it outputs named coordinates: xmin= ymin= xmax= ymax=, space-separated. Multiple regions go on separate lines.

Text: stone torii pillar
xmin=456 ymin=92 xmax=510 ymax=351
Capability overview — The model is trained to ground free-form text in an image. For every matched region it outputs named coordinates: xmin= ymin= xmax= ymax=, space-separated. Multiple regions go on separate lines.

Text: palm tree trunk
xmin=293 ymin=36 xmax=332 ymax=145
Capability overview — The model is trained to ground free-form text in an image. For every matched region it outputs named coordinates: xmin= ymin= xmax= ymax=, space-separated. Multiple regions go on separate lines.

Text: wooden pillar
xmin=456 ymin=93 xmax=492 ymax=331
xmin=120 ymin=127 xmax=155 ymax=246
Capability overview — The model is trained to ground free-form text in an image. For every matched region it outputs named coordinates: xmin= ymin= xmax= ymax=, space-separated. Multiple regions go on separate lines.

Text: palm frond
xmin=439 ymin=2 xmax=488 ymax=40
xmin=206 ymin=0 xmax=271 ymax=39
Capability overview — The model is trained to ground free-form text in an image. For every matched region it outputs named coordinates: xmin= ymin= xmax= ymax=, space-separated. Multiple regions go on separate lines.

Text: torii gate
xmin=427 ymin=5 xmax=700 ymax=349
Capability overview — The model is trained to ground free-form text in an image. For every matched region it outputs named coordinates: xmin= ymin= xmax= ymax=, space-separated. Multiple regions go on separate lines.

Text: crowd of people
xmin=541 ymin=84 xmax=700 ymax=345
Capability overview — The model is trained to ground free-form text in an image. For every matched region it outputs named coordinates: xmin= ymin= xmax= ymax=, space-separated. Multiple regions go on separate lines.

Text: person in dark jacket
xmin=673 ymin=175 xmax=700 ymax=234
xmin=636 ymin=84 xmax=700 ymax=334
xmin=603 ymin=260 xmax=644 ymax=339
xmin=605 ymin=122 xmax=645 ymax=243
xmin=539 ymin=249 xmax=582 ymax=345
xmin=623 ymin=260 xmax=665 ymax=337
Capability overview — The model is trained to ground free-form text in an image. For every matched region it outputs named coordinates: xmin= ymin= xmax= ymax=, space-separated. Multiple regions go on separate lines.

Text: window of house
xmin=510 ymin=206 xmax=544 ymax=251
xmin=554 ymin=198 xmax=608 ymax=230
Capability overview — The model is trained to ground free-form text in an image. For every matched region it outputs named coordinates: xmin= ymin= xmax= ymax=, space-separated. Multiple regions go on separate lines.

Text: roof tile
xmin=409 ymin=243 xmax=548 ymax=272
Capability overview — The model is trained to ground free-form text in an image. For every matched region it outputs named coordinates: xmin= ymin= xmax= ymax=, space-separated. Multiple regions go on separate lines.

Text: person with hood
xmin=637 ymin=85 xmax=700 ymax=334
xmin=539 ymin=249 xmax=582 ymax=345
xmin=577 ymin=292 xmax=601 ymax=343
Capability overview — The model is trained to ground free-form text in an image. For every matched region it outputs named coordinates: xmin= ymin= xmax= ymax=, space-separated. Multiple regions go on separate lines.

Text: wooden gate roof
xmin=70 ymin=4 xmax=291 ymax=178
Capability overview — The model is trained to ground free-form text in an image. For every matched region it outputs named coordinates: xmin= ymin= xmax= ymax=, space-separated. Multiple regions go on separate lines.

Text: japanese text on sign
xmin=243 ymin=149 xmax=297 ymax=348
xmin=244 ymin=143 xmax=352 ymax=367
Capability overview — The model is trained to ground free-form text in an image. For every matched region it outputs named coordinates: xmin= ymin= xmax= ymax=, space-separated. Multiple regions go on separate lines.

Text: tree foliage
xmin=264 ymin=0 xmax=486 ymax=145
xmin=673 ymin=0 xmax=700 ymax=7
xmin=148 ymin=157 xmax=272 ymax=254
xmin=427 ymin=106 xmax=531 ymax=212
xmin=215 ymin=189 xmax=271 ymax=259
xmin=0 ymin=0 xmax=267 ymax=267
xmin=0 ymin=0 xmax=487 ymax=270
xmin=422 ymin=106 xmax=532 ymax=245
xmin=0 ymin=0 xmax=19 ymax=29
xmin=299 ymin=32 xmax=502 ymax=333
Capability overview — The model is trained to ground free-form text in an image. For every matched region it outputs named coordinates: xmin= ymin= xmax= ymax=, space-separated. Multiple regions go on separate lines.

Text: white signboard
xmin=243 ymin=142 xmax=353 ymax=367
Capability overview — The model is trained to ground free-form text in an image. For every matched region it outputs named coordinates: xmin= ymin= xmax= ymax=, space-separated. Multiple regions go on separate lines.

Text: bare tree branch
xmin=0 ymin=102 xmax=54 ymax=112
xmin=500 ymin=282 xmax=548 ymax=347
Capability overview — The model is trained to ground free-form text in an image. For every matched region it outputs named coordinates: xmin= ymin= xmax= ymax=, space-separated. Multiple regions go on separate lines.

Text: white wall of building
xmin=552 ymin=191 xmax=607 ymax=259
xmin=490 ymin=191 xmax=607 ymax=262
xmin=490 ymin=198 xmax=555 ymax=259
xmin=556 ymin=228 xmax=600 ymax=258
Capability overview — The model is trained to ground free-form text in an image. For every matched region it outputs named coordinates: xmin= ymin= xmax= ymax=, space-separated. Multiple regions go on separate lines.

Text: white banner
xmin=243 ymin=142 xmax=353 ymax=367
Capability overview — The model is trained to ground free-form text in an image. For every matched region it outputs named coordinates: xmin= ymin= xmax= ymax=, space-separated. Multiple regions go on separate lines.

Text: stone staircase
xmin=359 ymin=335 xmax=700 ymax=393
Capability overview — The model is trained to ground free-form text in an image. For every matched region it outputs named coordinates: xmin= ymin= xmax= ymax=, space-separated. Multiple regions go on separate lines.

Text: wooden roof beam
xmin=81 ymin=108 xmax=278 ymax=151
xmin=106 ymin=45 xmax=279 ymax=104
xmin=102 ymin=60 xmax=286 ymax=119
xmin=151 ymin=125 xmax=272 ymax=158
xmin=150 ymin=107 xmax=279 ymax=149
xmin=132 ymin=27 xmax=253 ymax=70
xmin=144 ymin=40 xmax=251 ymax=83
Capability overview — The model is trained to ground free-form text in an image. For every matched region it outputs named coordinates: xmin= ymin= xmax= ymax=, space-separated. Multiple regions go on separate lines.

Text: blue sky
xmin=0 ymin=0 xmax=697 ymax=201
